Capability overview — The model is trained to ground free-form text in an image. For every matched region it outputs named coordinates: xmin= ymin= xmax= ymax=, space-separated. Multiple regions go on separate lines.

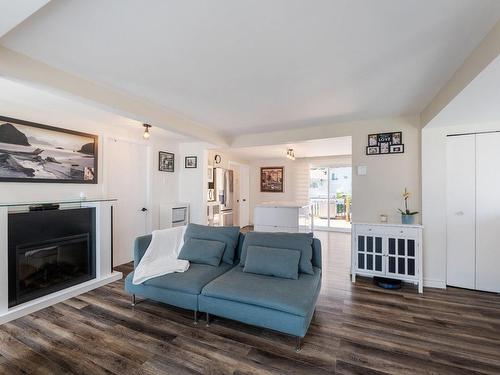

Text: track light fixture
xmin=143 ymin=124 xmax=151 ymax=139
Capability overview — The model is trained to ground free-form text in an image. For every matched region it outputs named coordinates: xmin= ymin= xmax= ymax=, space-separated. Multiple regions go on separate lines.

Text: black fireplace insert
xmin=8 ymin=208 xmax=96 ymax=307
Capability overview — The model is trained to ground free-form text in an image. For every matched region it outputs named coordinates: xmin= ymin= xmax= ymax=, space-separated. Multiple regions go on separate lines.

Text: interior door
xmin=239 ymin=164 xmax=250 ymax=227
xmin=107 ymin=138 xmax=149 ymax=266
xmin=231 ymin=165 xmax=240 ymax=226
xmin=476 ymin=132 xmax=500 ymax=292
xmin=446 ymin=135 xmax=476 ymax=289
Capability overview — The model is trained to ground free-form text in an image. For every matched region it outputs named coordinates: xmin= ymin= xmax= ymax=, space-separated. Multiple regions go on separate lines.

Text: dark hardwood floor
xmin=1 ymin=231 xmax=500 ymax=374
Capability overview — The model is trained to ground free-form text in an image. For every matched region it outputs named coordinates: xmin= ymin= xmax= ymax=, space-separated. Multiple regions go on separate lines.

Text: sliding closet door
xmin=446 ymin=135 xmax=476 ymax=289
xmin=476 ymin=133 xmax=500 ymax=293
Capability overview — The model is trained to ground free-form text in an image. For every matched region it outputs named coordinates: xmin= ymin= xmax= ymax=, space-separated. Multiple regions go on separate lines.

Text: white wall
xmin=0 ymin=111 xmax=180 ymax=233
xmin=249 ymin=158 xmax=300 ymax=223
xmin=178 ymin=142 xmax=209 ymax=225
xmin=352 ymin=117 xmax=421 ymax=224
xmin=422 ymin=122 xmax=500 ymax=288
xmin=248 ymin=155 xmax=352 ymax=224
xmin=232 ymin=116 xmax=422 ymax=225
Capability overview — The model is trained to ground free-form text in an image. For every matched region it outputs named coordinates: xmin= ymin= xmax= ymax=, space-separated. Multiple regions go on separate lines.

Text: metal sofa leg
xmin=131 ymin=294 xmax=136 ymax=307
xmin=295 ymin=336 xmax=302 ymax=352
xmin=193 ymin=310 xmax=198 ymax=325
xmin=206 ymin=313 xmax=211 ymax=327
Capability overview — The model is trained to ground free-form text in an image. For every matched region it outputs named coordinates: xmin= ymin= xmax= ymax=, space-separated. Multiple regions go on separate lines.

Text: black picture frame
xmin=260 ymin=166 xmax=284 ymax=193
xmin=391 ymin=131 xmax=402 ymax=145
xmin=366 ymin=131 xmax=404 ymax=155
xmin=159 ymin=151 xmax=174 ymax=172
xmin=185 ymin=156 xmax=197 ymax=168
xmin=366 ymin=146 xmax=380 ymax=155
xmin=390 ymin=144 xmax=405 ymax=154
xmin=0 ymin=115 xmax=98 ymax=184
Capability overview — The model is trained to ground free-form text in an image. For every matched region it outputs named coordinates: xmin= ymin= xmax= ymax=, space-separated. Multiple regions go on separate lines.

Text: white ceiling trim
xmin=0 ymin=46 xmax=228 ymax=146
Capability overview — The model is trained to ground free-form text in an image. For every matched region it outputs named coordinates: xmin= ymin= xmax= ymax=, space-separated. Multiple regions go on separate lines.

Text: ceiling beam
xmin=0 ymin=46 xmax=229 ymax=146
xmin=230 ymin=115 xmax=419 ymax=148
xmin=421 ymin=20 xmax=500 ymax=127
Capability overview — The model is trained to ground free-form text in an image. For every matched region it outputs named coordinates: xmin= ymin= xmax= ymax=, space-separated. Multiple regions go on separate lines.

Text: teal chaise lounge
xmin=124 ymin=225 xmax=322 ymax=351
xmin=124 ymin=224 xmax=243 ymax=323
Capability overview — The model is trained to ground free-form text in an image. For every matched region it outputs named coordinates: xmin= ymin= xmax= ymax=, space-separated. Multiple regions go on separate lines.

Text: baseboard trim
xmin=0 ymin=272 xmax=122 ymax=325
xmin=423 ymin=278 xmax=446 ymax=289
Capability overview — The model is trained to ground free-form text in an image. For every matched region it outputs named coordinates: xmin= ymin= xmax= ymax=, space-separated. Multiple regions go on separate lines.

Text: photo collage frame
xmin=366 ymin=132 xmax=404 ymax=155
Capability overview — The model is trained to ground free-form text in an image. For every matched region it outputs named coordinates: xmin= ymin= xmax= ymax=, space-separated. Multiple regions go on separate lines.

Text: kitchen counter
xmin=255 ymin=201 xmax=310 ymax=208
xmin=254 ymin=202 xmax=313 ymax=233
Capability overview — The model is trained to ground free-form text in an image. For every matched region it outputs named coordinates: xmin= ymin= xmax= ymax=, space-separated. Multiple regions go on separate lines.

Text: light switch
xmin=357 ymin=166 xmax=367 ymax=176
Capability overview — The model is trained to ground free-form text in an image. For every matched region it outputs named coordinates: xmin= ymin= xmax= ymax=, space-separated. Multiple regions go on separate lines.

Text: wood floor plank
xmin=0 ymin=231 xmax=498 ymax=374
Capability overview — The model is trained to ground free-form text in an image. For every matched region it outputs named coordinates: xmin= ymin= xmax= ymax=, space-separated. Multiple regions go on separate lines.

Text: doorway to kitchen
xmin=309 ymin=166 xmax=352 ymax=232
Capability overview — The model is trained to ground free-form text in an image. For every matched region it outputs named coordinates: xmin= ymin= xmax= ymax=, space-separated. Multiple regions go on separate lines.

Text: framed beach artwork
xmin=0 ymin=116 xmax=98 ymax=183
xmin=260 ymin=166 xmax=284 ymax=193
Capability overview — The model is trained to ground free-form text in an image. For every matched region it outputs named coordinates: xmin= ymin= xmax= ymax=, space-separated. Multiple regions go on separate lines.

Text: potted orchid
xmin=398 ymin=188 xmax=418 ymax=225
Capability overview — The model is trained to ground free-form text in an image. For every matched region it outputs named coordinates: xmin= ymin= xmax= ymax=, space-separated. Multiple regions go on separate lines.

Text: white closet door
xmin=476 ymin=132 xmax=500 ymax=293
xmin=446 ymin=135 xmax=476 ymax=289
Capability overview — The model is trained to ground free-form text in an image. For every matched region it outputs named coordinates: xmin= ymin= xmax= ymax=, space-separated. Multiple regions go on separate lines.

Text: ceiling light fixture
xmin=143 ymin=124 xmax=151 ymax=139
xmin=286 ymin=148 xmax=296 ymax=160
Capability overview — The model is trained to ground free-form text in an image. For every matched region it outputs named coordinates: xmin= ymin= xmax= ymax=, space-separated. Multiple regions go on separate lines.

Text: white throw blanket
xmin=132 ymin=226 xmax=189 ymax=285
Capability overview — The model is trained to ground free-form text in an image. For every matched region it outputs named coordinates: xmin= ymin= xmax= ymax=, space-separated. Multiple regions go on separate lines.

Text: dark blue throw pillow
xmin=243 ymin=246 xmax=300 ymax=279
xmin=184 ymin=223 xmax=240 ymax=264
xmin=240 ymin=232 xmax=314 ymax=274
xmin=178 ymin=238 xmax=225 ymax=266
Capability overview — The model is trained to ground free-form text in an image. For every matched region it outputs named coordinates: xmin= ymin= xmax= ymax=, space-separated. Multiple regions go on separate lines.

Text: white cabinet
xmin=351 ymin=223 xmax=423 ymax=293
xmin=446 ymin=133 xmax=500 ymax=293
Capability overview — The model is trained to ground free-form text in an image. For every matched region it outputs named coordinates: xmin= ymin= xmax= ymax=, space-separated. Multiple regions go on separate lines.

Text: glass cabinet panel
xmin=357 ymin=235 xmax=383 ymax=274
xmin=386 ymin=236 xmax=417 ymax=278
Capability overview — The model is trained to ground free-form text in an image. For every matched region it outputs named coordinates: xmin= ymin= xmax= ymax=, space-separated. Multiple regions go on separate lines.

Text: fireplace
xmin=8 ymin=208 xmax=96 ymax=307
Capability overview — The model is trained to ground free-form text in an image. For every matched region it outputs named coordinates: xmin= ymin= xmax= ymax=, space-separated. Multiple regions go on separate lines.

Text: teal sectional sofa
xmin=124 ymin=225 xmax=322 ymax=351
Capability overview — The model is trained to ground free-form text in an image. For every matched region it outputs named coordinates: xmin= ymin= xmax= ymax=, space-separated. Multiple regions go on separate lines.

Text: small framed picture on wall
xmin=366 ymin=146 xmax=380 ymax=155
xmin=392 ymin=132 xmax=402 ymax=145
xmin=185 ymin=156 xmax=197 ymax=168
xmin=159 ymin=151 xmax=175 ymax=172
xmin=260 ymin=166 xmax=284 ymax=193
xmin=390 ymin=144 xmax=404 ymax=153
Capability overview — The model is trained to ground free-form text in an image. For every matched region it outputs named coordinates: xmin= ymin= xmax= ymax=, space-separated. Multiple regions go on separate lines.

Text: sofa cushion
xmin=184 ymin=223 xmax=240 ymax=264
xmin=178 ymin=238 xmax=225 ymax=266
xmin=239 ymin=232 xmax=314 ymax=274
xmin=201 ymin=265 xmax=321 ymax=317
xmin=136 ymin=262 xmax=233 ymax=295
xmin=243 ymin=246 xmax=300 ymax=279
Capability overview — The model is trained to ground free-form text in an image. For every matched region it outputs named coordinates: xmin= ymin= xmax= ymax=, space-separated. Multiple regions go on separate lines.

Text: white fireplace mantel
xmin=0 ymin=198 xmax=122 ymax=324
